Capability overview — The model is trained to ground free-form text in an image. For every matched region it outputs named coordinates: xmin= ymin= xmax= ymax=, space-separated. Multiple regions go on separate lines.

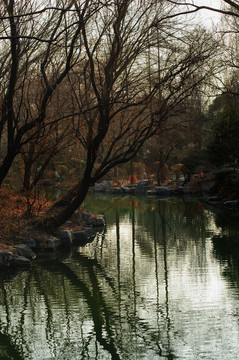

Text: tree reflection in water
xmin=0 ymin=195 xmax=239 ymax=359
xmin=212 ymin=208 xmax=239 ymax=289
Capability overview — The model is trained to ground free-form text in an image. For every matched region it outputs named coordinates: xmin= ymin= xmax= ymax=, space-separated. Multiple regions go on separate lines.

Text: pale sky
xmin=193 ymin=0 xmax=222 ymax=28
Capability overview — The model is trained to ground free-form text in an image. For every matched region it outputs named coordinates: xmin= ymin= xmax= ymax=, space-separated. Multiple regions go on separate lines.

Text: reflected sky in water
xmin=1 ymin=195 xmax=239 ymax=359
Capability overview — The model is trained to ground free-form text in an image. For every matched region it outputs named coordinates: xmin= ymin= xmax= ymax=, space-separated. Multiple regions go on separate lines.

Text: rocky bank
xmin=0 ymin=210 xmax=105 ymax=270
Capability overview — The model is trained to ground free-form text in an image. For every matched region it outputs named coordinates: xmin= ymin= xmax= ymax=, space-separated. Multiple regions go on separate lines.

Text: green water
xmin=1 ymin=194 xmax=239 ymax=360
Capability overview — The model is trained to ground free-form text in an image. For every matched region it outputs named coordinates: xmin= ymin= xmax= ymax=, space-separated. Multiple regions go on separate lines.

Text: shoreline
xmin=0 ymin=211 xmax=105 ymax=270
xmin=1 ymin=179 xmax=238 ymax=270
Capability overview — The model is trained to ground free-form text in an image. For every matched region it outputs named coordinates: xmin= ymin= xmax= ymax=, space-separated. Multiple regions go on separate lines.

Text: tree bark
xmin=0 ymin=150 xmax=17 ymax=186
xmin=42 ymin=178 xmax=90 ymax=231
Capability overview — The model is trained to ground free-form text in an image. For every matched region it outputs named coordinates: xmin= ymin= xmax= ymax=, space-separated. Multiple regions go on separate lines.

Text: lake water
xmin=1 ymin=194 xmax=239 ymax=360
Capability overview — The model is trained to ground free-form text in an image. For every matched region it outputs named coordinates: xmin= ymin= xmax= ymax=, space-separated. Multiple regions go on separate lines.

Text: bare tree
xmin=20 ymin=120 xmax=73 ymax=193
xmin=42 ymin=0 xmax=219 ymax=230
xmin=164 ymin=0 xmax=239 ymax=18
xmin=0 ymin=0 xmax=101 ymax=186
xmin=0 ymin=0 xmax=220 ymax=230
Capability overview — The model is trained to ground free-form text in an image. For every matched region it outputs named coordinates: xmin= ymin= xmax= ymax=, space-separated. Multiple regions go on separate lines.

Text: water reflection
xmin=212 ymin=207 xmax=239 ymax=290
xmin=1 ymin=195 xmax=239 ymax=359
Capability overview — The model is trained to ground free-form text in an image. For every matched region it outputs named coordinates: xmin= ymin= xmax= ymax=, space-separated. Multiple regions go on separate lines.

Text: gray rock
xmin=0 ymin=251 xmax=13 ymax=268
xmin=57 ymin=230 xmax=72 ymax=247
xmin=94 ymin=183 xmax=107 ymax=192
xmin=88 ymin=215 xmax=105 ymax=227
xmin=224 ymin=200 xmax=239 ymax=209
xmin=13 ymin=255 xmax=31 ymax=267
xmin=146 ymin=190 xmax=158 ymax=196
xmin=95 ymin=180 xmax=113 ymax=192
xmin=45 ymin=237 xmax=62 ymax=250
xmin=31 ymin=238 xmax=46 ymax=250
xmin=13 ymin=244 xmax=36 ymax=259
xmin=72 ymin=229 xmax=96 ymax=246
xmin=121 ymin=185 xmax=135 ymax=194
xmin=25 ymin=238 xmax=37 ymax=249
xmin=82 ymin=212 xmax=94 ymax=223
xmin=81 ymin=212 xmax=105 ymax=227
xmin=105 ymin=181 xmax=113 ymax=189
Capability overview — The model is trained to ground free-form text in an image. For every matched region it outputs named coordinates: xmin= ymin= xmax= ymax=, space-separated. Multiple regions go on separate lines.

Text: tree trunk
xmin=130 ymin=160 xmax=135 ymax=184
xmin=23 ymin=161 xmax=32 ymax=193
xmin=0 ymin=150 xmax=17 ymax=187
xmin=43 ymin=148 xmax=96 ymax=231
xmin=52 ymin=182 xmax=81 ymax=208
xmin=30 ymin=152 xmax=54 ymax=190
xmin=42 ymin=179 xmax=90 ymax=231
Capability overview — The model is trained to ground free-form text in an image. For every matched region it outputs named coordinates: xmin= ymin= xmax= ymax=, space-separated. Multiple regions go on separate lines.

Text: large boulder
xmin=224 ymin=200 xmax=239 ymax=210
xmin=0 ymin=245 xmax=34 ymax=268
xmin=72 ymin=228 xmax=96 ymax=246
xmin=25 ymin=238 xmax=37 ymax=249
xmin=57 ymin=230 xmax=73 ymax=247
xmin=88 ymin=215 xmax=105 ymax=227
xmin=45 ymin=237 xmax=62 ymax=250
xmin=13 ymin=255 xmax=31 ymax=267
xmin=80 ymin=211 xmax=105 ymax=227
xmin=12 ymin=244 xmax=36 ymax=259
xmin=207 ymin=196 xmax=221 ymax=204
xmin=0 ymin=251 xmax=14 ymax=268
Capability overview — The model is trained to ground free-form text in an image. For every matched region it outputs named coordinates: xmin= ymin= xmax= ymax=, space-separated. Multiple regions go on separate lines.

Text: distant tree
xmin=207 ymin=88 xmax=239 ymax=167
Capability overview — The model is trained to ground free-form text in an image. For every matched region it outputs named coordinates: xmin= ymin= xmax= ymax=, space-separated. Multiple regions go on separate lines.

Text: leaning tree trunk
xmin=51 ymin=181 xmax=81 ymax=208
xmin=42 ymin=144 xmax=97 ymax=231
xmin=42 ymin=177 xmax=91 ymax=232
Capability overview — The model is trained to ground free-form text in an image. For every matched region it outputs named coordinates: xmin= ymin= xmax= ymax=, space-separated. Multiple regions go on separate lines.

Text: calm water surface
xmin=1 ymin=194 xmax=239 ymax=359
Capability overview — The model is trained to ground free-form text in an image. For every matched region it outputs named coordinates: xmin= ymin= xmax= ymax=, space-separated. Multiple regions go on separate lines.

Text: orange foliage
xmin=0 ymin=189 xmax=52 ymax=245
